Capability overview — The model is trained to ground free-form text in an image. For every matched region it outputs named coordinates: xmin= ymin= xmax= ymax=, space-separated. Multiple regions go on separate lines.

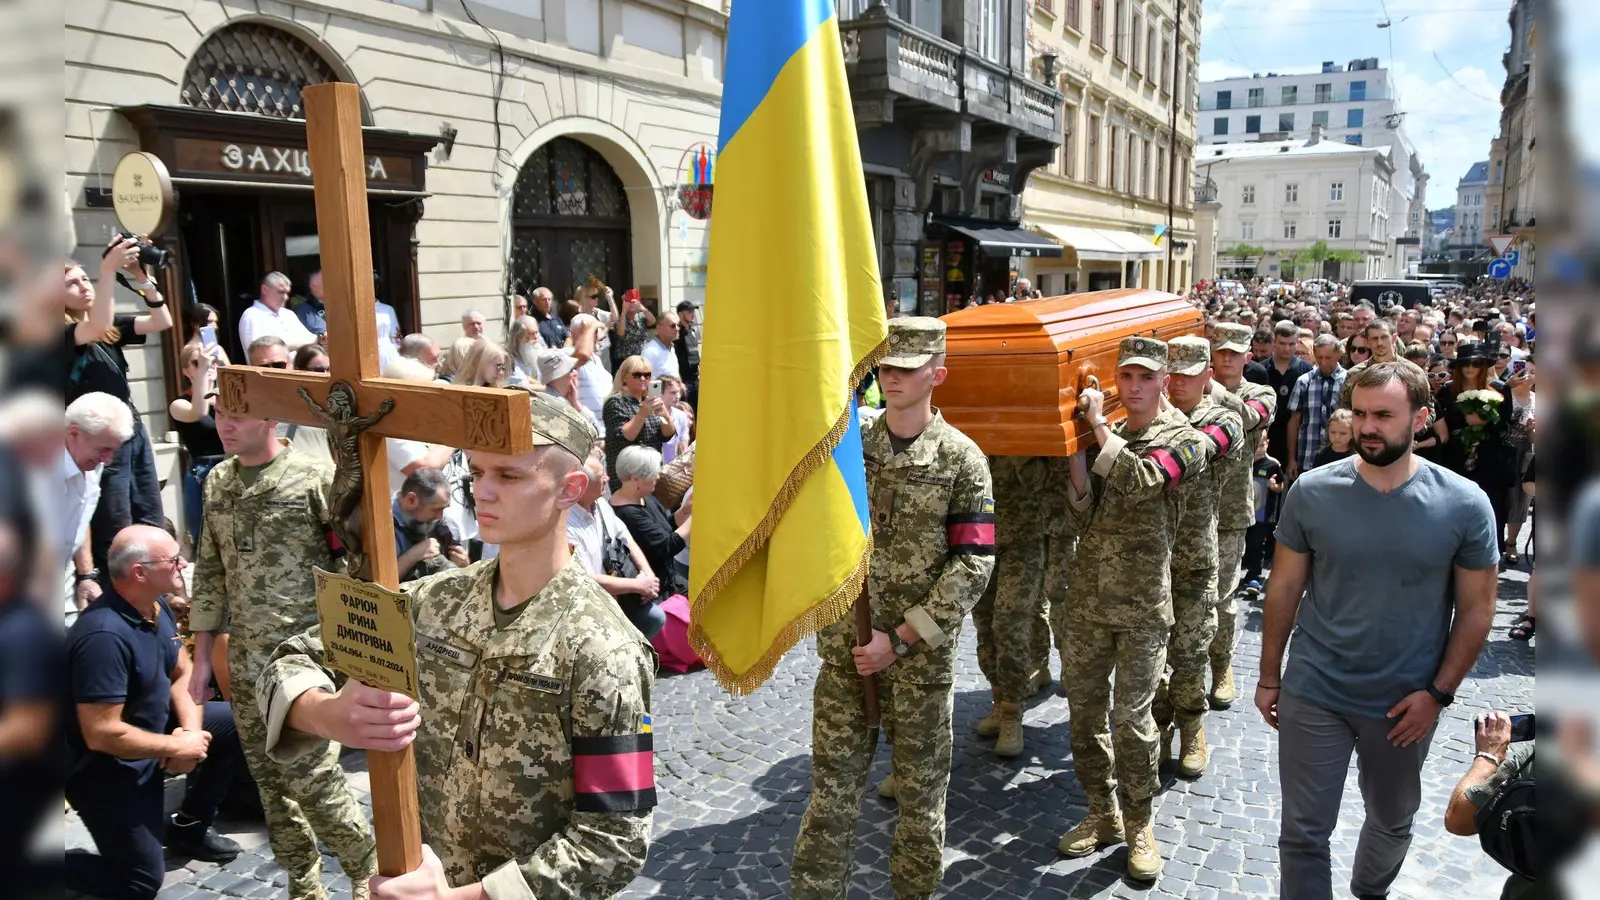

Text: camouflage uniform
xmin=1155 ymin=338 xmax=1246 ymax=734
xmin=1040 ymin=457 xmax=1078 ymax=668
xmin=1058 ymin=338 xmax=1208 ymax=819
xmin=1206 ymin=324 xmax=1278 ymax=676
xmin=973 ymin=455 xmax=1051 ymax=705
xmin=189 ymin=445 xmax=376 ymax=899
xmin=791 ymin=318 xmax=995 ymax=900
xmin=257 ymin=391 xmax=657 ymax=896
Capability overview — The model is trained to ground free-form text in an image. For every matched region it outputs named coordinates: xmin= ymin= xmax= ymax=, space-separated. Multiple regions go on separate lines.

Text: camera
xmin=101 ymin=231 xmax=172 ymax=269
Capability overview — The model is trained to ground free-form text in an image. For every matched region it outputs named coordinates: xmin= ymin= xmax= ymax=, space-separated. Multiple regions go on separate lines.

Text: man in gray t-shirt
xmin=1258 ymin=361 xmax=1500 ymax=900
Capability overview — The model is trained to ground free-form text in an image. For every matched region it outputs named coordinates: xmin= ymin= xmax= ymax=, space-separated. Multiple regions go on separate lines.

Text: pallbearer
xmin=791 ymin=317 xmax=994 ymax=900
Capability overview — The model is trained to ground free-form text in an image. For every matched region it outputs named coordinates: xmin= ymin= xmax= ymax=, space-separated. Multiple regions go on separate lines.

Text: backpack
xmin=1473 ymin=776 xmax=1538 ymax=880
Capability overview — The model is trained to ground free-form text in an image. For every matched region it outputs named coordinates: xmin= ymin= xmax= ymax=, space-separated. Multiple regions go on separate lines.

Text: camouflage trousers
xmin=1210 ymin=528 xmax=1249 ymax=670
xmin=1060 ymin=624 xmax=1169 ymax=809
xmin=791 ymin=663 xmax=954 ymax=900
xmin=1155 ymin=568 xmax=1218 ymax=729
xmin=233 ymin=652 xmax=376 ymax=899
xmin=973 ymin=534 xmax=1053 ymax=703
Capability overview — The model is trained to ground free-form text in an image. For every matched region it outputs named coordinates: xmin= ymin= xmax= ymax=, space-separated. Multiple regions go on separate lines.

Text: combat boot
xmin=1210 ymin=662 xmax=1236 ymax=708
xmin=1057 ymin=807 xmax=1124 ymax=857
xmin=877 ymin=774 xmax=897 ymax=799
xmin=974 ymin=689 xmax=1002 ymax=737
xmin=1028 ymin=667 xmax=1053 ymax=694
xmin=1122 ymin=800 xmax=1163 ymax=882
xmin=993 ymin=705 xmax=1024 ymax=758
xmin=1178 ymin=720 xmax=1210 ymax=778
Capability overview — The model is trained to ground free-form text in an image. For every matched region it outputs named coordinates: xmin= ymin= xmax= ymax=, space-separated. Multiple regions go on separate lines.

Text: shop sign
xmin=110 ymin=151 xmax=173 ymax=236
xmin=685 ymin=250 xmax=709 ymax=287
xmin=170 ymin=137 xmax=415 ymax=188
xmin=981 ymin=169 xmax=1012 ymax=189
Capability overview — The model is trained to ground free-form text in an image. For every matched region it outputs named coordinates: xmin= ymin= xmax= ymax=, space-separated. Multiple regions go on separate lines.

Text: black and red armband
xmin=572 ymin=729 xmax=657 ymax=814
xmin=946 ymin=499 xmax=996 ymax=555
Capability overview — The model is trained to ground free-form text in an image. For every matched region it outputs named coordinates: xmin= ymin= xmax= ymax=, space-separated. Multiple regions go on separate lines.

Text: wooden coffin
xmin=932 ymin=288 xmax=1203 ymax=456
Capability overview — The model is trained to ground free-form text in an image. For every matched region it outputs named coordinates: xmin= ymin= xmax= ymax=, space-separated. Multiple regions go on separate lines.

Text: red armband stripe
xmin=1145 ymin=448 xmax=1184 ymax=487
xmin=571 ymin=732 xmax=656 ymax=812
xmin=947 ymin=522 xmax=996 ymax=546
xmin=1201 ymin=424 xmax=1233 ymax=456
xmin=1245 ymin=399 xmax=1270 ymax=420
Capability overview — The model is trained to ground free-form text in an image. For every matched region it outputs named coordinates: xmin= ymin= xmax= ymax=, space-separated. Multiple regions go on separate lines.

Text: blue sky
xmin=1198 ymin=0 xmax=1524 ymax=209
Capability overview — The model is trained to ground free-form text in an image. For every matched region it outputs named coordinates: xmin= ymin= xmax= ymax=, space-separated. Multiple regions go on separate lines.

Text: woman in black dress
xmin=1432 ymin=341 xmax=1522 ymax=558
xmin=65 ymin=238 xmax=174 ymax=580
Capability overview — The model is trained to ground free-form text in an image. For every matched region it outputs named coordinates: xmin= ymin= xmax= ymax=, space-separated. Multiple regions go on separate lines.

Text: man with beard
xmin=1258 ymin=362 xmax=1498 ymax=900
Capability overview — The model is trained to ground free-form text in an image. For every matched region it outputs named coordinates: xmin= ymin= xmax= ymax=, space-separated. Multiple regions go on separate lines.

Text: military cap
xmin=521 ymin=387 xmax=597 ymax=462
xmin=1118 ymin=336 xmax=1168 ymax=371
xmin=1213 ymin=322 xmax=1253 ymax=353
xmin=1168 ymin=336 xmax=1213 ymax=376
xmin=881 ymin=317 xmax=945 ymax=368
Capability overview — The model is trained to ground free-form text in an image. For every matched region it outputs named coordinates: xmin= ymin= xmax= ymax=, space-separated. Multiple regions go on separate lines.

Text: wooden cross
xmin=215 ymin=82 xmax=533 ymax=876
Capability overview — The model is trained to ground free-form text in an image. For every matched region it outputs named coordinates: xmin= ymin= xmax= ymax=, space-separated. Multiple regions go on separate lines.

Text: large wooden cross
xmin=215 ymin=82 xmax=533 ymax=876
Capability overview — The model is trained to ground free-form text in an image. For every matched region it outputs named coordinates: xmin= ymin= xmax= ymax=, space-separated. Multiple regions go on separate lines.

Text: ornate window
xmin=512 ymin=138 xmax=629 ymax=221
xmin=180 ymin=23 xmax=345 ymax=120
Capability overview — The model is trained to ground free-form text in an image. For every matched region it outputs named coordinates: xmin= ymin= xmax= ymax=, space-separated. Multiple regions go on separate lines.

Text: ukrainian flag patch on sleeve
xmin=981 ymin=497 xmax=996 ymax=515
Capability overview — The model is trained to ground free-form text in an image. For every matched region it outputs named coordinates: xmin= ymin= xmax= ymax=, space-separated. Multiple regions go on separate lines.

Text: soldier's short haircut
xmin=616 ymin=445 xmax=663 ymax=482
xmin=1347 ymin=360 xmax=1431 ymax=413
xmin=1365 ymin=318 xmax=1395 ymax=337
xmin=66 ymin=391 xmax=135 ymax=442
xmin=401 ymin=467 xmax=449 ymax=501
xmin=1312 ymin=334 xmax=1341 ymax=352
xmin=1273 ymin=320 xmax=1300 ymax=340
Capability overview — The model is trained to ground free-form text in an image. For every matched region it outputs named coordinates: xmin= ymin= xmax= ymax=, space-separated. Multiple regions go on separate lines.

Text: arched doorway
xmin=508 ymin=138 xmax=633 ymax=303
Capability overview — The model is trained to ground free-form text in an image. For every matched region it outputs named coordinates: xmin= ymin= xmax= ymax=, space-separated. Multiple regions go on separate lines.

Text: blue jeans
xmin=90 ymin=416 xmax=163 ymax=578
xmin=183 ymin=456 xmax=225 ymax=548
xmin=619 ymin=597 xmax=667 ymax=640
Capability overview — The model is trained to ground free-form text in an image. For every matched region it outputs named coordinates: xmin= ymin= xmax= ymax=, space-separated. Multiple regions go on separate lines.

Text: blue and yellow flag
xmin=687 ymin=0 xmax=887 ymax=695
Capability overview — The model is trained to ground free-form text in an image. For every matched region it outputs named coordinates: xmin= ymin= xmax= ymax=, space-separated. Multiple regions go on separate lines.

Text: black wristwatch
xmin=75 ymin=569 xmax=100 ymax=583
xmin=888 ymin=628 xmax=912 ymax=659
xmin=1426 ymin=684 xmax=1455 ymax=707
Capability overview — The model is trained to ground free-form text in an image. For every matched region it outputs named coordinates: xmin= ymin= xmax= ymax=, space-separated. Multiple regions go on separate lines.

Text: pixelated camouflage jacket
xmin=188 ymin=446 xmax=343 ymax=671
xmin=817 ymin=411 xmax=995 ymax=684
xmin=257 ymin=556 xmax=657 ymax=897
xmin=1065 ymin=406 xmax=1209 ymax=628
xmin=988 ymin=455 xmax=1052 ymax=551
xmin=1211 ymin=380 xmax=1278 ymax=532
xmin=1170 ymin=398 xmax=1246 ymax=575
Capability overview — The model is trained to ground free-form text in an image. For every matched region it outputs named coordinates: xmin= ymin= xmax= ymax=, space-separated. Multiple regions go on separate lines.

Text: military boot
xmin=993 ymin=705 xmax=1024 ymax=758
xmin=1028 ymin=667 xmax=1053 ymax=694
xmin=1057 ymin=807 xmax=1124 ymax=857
xmin=1210 ymin=662 xmax=1236 ymax=708
xmin=877 ymin=774 xmax=898 ymax=799
xmin=1178 ymin=719 xmax=1210 ymax=778
xmin=1122 ymin=800 xmax=1163 ymax=882
xmin=974 ymin=689 xmax=1002 ymax=737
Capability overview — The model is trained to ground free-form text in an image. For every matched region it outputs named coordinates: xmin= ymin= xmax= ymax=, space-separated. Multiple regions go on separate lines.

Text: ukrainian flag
xmin=686 ymin=0 xmax=886 ymax=695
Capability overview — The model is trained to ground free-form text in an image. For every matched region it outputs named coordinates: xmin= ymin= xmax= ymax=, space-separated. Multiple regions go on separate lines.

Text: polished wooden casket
xmin=932 ymin=289 xmax=1203 ymax=456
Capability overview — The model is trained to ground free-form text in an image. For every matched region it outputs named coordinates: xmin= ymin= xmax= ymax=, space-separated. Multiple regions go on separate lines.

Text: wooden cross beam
xmin=215 ymin=81 xmax=532 ymax=877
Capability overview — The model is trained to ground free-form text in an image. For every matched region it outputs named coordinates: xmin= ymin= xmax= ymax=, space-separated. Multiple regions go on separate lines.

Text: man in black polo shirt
xmin=66 ymin=525 xmax=242 ymax=900
xmin=1261 ymin=320 xmax=1313 ymax=474
xmin=531 ymin=286 xmax=572 ymax=349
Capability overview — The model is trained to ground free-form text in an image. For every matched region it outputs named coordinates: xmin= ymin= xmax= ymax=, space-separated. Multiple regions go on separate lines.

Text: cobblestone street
xmin=67 ymin=565 xmax=1534 ymax=899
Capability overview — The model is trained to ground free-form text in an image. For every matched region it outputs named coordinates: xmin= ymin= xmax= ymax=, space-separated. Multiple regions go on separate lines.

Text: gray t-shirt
xmin=1275 ymin=456 xmax=1499 ymax=719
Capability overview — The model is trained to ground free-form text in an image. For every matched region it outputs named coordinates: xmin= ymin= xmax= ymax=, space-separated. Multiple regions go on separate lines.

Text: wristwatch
xmin=888 ymin=628 xmax=912 ymax=658
xmin=75 ymin=569 xmax=100 ymax=583
xmin=1426 ymin=684 xmax=1455 ymax=707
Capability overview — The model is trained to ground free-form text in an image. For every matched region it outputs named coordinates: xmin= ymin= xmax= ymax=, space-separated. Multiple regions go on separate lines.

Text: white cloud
xmin=1392 ymin=63 xmax=1501 ymax=188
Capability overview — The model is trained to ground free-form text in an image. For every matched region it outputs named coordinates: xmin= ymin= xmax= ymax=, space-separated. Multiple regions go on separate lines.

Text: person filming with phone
xmin=603 ymin=355 xmax=677 ymax=491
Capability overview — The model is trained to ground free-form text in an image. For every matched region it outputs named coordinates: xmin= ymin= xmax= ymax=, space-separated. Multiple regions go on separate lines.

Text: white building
xmin=1198 ymin=60 xmax=1423 ymax=266
xmin=1201 ymin=132 xmax=1396 ymax=280
xmin=1454 ymin=161 xmax=1490 ymax=251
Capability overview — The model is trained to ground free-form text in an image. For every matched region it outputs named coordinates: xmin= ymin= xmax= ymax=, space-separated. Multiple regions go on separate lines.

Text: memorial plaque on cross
xmin=214 ymin=82 xmax=532 ymax=876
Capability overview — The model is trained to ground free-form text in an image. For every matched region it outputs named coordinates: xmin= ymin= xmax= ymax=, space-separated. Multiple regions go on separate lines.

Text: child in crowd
xmin=1240 ymin=431 xmax=1284 ymax=596
xmin=1311 ymin=409 xmax=1355 ymax=469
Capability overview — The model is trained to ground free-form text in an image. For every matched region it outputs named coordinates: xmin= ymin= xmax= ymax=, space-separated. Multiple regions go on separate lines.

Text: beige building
xmin=1490 ymin=0 xmax=1535 ymax=279
xmin=67 ymin=0 xmax=725 ymax=498
xmin=1017 ymin=0 xmax=1200 ymax=294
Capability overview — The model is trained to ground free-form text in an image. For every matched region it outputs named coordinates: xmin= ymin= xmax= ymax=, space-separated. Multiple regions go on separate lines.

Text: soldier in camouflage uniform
xmin=970 ymin=454 xmax=1052 ymax=757
xmin=257 ymin=391 xmax=657 ymax=896
xmin=1205 ymin=323 xmax=1278 ymax=708
xmin=791 ymin=318 xmax=995 ymax=900
xmin=1054 ymin=336 xmax=1208 ymax=883
xmin=1154 ymin=337 xmax=1245 ymax=778
xmin=187 ymin=414 xmax=376 ymax=900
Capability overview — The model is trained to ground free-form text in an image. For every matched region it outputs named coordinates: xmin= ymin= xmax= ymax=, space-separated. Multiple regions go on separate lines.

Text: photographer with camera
xmin=65 ymin=235 xmax=174 ymax=595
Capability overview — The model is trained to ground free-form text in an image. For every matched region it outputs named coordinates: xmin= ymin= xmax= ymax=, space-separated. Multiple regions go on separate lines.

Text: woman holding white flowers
xmin=1432 ymin=341 xmax=1523 ymax=560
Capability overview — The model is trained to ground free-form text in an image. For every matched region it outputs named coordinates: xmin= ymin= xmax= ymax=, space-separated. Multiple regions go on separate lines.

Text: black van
xmin=1348 ymin=279 xmax=1434 ymax=309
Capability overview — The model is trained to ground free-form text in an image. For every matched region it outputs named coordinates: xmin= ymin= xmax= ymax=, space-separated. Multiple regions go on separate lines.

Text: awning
xmin=1033 ymin=222 xmax=1163 ymax=260
xmin=937 ymin=220 xmax=1064 ymax=259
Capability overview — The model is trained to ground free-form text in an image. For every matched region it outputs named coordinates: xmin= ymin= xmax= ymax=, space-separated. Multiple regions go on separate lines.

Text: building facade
xmin=1012 ymin=0 xmax=1202 ymax=295
xmin=1491 ymin=0 xmax=1535 ymax=278
xmin=1454 ymin=161 xmax=1490 ymax=253
xmin=1203 ymin=134 xmax=1395 ymax=280
xmin=1197 ymin=61 xmax=1423 ymax=269
xmin=67 ymin=0 xmax=726 ymax=530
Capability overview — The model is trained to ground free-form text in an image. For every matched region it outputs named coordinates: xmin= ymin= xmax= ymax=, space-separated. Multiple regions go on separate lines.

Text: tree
xmin=1222 ymin=243 xmax=1266 ymax=260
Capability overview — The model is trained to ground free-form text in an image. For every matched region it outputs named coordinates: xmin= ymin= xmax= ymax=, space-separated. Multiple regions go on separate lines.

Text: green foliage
xmin=1222 ymin=243 xmax=1266 ymax=259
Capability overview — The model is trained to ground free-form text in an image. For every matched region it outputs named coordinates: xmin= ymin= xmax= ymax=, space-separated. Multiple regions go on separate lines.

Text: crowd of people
xmin=0 ymin=242 xmax=1560 ymax=900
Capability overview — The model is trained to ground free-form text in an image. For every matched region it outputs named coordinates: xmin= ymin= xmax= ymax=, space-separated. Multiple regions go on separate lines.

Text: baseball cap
xmin=1213 ymin=323 xmax=1252 ymax=353
xmin=1168 ymin=336 xmax=1212 ymax=376
xmin=880 ymin=317 xmax=946 ymax=369
xmin=1118 ymin=336 xmax=1168 ymax=371
xmin=534 ymin=349 xmax=579 ymax=385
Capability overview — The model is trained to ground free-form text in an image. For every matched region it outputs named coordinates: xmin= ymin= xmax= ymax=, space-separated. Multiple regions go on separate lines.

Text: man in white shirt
xmin=567 ymin=447 xmax=660 ymax=604
xmin=375 ymin=298 xmax=401 ymax=369
xmin=238 ymin=271 xmax=316 ymax=352
xmin=60 ymin=393 xmax=135 ymax=619
xmin=641 ymin=310 xmax=682 ymax=379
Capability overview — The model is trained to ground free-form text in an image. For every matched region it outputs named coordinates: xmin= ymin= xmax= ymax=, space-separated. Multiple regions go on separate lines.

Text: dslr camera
xmin=101 ymin=231 xmax=172 ymax=269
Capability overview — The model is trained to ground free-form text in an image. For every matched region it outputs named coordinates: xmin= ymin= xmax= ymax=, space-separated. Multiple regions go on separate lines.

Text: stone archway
xmin=179 ymin=18 xmax=371 ymax=124
xmin=504 ymin=120 xmax=665 ymax=312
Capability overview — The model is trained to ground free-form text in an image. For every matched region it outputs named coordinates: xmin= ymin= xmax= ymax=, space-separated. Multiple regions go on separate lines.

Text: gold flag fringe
xmin=687 ymin=337 xmax=888 ymax=696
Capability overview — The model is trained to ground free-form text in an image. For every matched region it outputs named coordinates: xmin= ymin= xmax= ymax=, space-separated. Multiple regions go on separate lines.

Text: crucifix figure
xmin=215 ymin=82 xmax=533 ymax=875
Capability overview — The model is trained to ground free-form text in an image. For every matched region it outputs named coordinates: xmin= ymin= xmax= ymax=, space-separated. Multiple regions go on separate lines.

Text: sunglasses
xmin=1351 ymin=347 xmax=1371 ymax=355
xmin=261 ymin=361 xmax=288 ymax=369
xmin=632 ymin=371 xmax=653 ymax=379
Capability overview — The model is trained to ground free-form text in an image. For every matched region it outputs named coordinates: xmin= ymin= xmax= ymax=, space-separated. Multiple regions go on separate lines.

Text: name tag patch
xmin=501 ymin=668 xmax=564 ymax=695
xmin=264 ymin=499 xmax=304 ymax=510
xmin=418 ymin=634 xmax=479 ymax=669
